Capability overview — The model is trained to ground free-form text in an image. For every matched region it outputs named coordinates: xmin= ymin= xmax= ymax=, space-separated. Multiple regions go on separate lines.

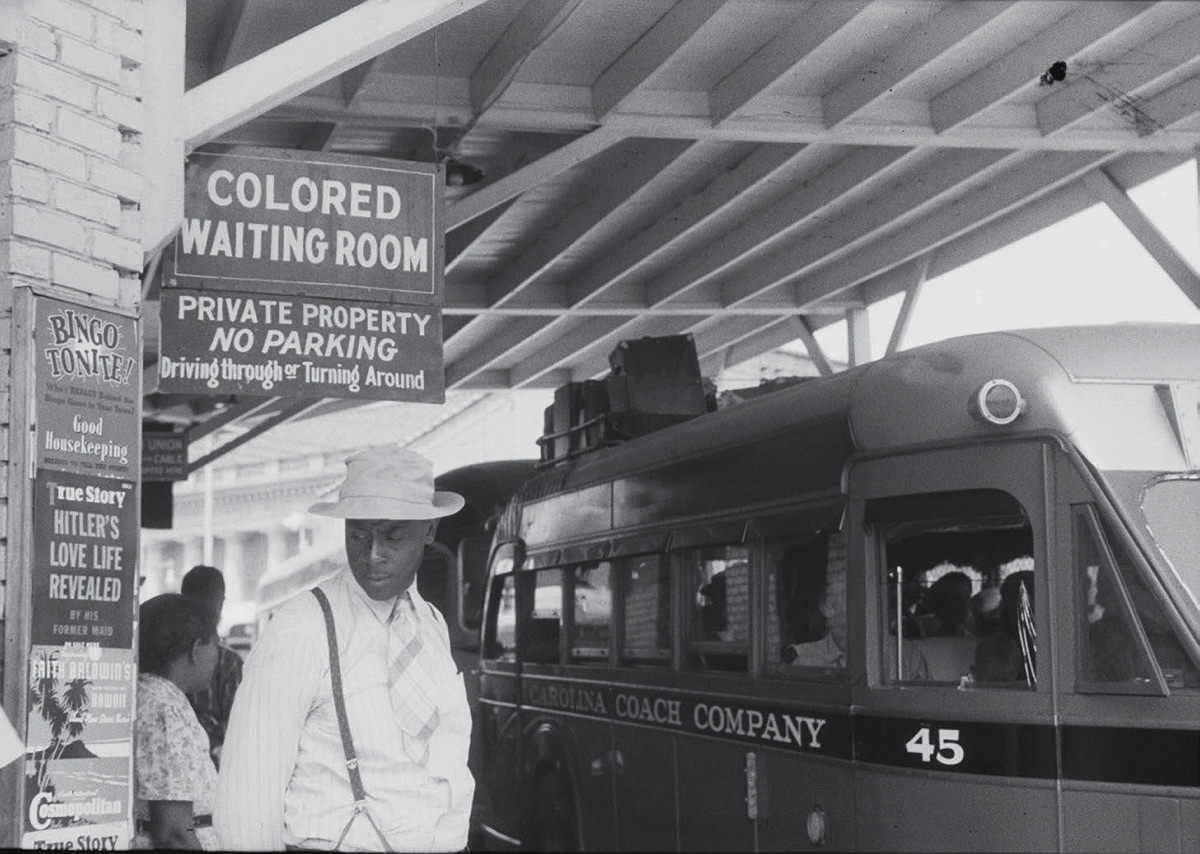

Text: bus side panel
xmin=520 ymin=707 xmax=617 ymax=851
xmin=1060 ymin=788 xmax=1200 ymax=853
xmin=478 ymin=670 xmax=523 ymax=847
xmin=852 ymin=768 xmax=1058 ymax=851
xmin=757 ymin=751 xmax=856 ymax=851
xmin=848 ymin=442 xmax=1060 ymax=852
xmin=611 ymin=720 xmax=678 ymax=850
xmin=675 ymin=738 xmax=756 ymax=851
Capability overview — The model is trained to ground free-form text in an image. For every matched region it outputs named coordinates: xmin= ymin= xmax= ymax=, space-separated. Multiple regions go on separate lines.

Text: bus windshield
xmin=1142 ymin=474 xmax=1200 ymax=609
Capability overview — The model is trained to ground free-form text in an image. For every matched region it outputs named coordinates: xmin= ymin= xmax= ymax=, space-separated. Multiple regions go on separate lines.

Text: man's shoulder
xmin=257 ymin=589 xmax=329 ymax=642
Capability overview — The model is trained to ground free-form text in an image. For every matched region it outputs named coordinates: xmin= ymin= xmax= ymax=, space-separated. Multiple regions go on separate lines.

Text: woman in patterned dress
xmin=134 ymin=594 xmax=220 ymax=849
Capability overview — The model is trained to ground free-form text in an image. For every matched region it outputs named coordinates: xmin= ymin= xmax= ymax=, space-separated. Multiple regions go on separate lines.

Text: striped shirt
xmin=213 ymin=570 xmax=474 ymax=852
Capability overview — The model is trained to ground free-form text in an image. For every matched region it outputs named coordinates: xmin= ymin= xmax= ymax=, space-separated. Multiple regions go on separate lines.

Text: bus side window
xmin=685 ymin=544 xmax=750 ymax=672
xmin=523 ymin=568 xmax=564 ymax=664
xmin=620 ymin=555 xmax=671 ymax=665
xmin=570 ymin=562 xmax=612 ymax=662
xmin=485 ymin=573 xmax=517 ymax=662
xmin=766 ymin=531 xmax=847 ymax=673
xmin=1077 ymin=508 xmax=1199 ymax=692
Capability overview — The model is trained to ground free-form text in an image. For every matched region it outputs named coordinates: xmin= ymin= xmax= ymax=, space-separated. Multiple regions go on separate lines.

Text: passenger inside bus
xmin=909 ymin=571 xmax=978 ymax=681
xmin=778 ymin=534 xmax=847 ymax=669
xmin=875 ymin=488 xmax=1037 ymax=688
xmin=972 ymin=570 xmax=1036 ymax=686
xmin=688 ymin=546 xmax=750 ymax=670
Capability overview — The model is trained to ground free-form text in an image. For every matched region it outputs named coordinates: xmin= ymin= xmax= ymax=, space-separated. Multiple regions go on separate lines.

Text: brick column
xmin=0 ymin=1 xmax=147 ymax=843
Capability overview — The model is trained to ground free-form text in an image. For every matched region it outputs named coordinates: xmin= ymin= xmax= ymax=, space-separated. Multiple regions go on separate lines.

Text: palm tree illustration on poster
xmin=21 ymin=645 xmax=134 ymax=846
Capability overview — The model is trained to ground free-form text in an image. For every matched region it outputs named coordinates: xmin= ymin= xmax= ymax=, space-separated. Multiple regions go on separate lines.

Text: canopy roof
xmin=145 ymin=0 xmax=1200 ymax=466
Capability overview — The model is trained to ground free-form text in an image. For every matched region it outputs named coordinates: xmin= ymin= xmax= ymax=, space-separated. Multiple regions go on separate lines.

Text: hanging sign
xmin=34 ymin=297 xmax=140 ymax=480
xmin=31 ymin=470 xmax=138 ymax=649
xmin=170 ymin=149 xmax=442 ymax=304
xmin=21 ymin=645 xmax=134 ymax=850
xmin=157 ymin=287 xmax=444 ymax=402
xmin=141 ymin=431 xmax=188 ymax=481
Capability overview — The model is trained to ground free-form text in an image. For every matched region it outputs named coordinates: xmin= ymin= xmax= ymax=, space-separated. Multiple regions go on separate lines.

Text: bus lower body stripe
xmin=479 ymin=674 xmax=1200 ymax=788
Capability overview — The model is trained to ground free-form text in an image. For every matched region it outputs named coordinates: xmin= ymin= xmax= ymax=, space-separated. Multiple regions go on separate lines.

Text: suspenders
xmin=311 ymin=587 xmax=395 ymax=852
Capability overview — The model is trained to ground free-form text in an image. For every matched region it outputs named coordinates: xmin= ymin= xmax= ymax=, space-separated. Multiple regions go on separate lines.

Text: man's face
xmin=345 ymin=518 xmax=436 ymax=601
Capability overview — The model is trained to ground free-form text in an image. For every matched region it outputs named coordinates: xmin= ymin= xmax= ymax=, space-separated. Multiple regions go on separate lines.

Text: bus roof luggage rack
xmin=538 ymin=334 xmax=708 ymax=467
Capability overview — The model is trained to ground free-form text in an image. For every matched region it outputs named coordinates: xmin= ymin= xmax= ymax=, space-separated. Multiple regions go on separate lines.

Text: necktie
xmin=387 ymin=594 xmax=440 ymax=766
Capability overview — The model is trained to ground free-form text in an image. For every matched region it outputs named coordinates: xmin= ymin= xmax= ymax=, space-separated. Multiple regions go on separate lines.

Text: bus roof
xmin=516 ymin=324 xmax=1200 ymax=510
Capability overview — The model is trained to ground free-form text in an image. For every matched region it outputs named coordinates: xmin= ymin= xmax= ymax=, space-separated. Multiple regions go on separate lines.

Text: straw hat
xmin=308 ymin=446 xmax=465 ymax=519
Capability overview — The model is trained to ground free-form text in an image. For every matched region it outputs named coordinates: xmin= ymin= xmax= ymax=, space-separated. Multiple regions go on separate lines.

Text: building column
xmin=219 ymin=531 xmax=246 ymax=604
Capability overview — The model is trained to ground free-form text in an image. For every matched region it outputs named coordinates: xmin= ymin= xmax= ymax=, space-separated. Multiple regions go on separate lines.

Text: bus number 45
xmin=905 ymin=727 xmax=964 ymax=766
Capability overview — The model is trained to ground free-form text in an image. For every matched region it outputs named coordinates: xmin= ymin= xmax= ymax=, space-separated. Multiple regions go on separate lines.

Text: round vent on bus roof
xmin=971 ymin=379 xmax=1027 ymax=426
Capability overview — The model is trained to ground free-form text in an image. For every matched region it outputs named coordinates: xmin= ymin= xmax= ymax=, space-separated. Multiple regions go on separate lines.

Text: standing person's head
xmin=139 ymin=593 xmax=219 ymax=693
xmin=309 ymin=446 xmax=465 ymax=601
xmin=181 ymin=564 xmax=226 ymax=625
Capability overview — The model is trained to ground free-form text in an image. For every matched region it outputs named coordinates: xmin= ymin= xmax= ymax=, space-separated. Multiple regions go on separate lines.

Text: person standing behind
xmin=135 ymin=594 xmax=221 ymax=849
xmin=181 ymin=565 xmax=244 ymax=768
xmin=214 ymin=446 xmax=474 ymax=852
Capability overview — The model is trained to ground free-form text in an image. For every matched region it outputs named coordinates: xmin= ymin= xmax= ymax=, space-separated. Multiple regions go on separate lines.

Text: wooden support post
xmin=846 ymin=306 xmax=871 ymax=367
xmin=1084 ymin=167 xmax=1200 ymax=309
xmin=886 ymin=254 xmax=933 ymax=356
xmin=785 ymin=315 xmax=834 ymax=377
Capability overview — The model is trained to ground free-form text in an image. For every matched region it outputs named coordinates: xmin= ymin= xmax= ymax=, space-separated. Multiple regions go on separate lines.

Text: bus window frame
xmin=524 ymin=565 xmax=567 ymax=665
xmin=483 ymin=570 xmax=519 ymax=666
xmin=1073 ymin=504 xmax=1169 ymax=696
xmin=850 ymin=440 xmax=1055 ymax=720
xmin=680 ymin=540 xmax=754 ymax=673
xmin=616 ymin=552 xmax=673 ymax=666
xmin=760 ymin=526 xmax=849 ymax=683
xmin=870 ymin=491 xmax=1035 ymax=690
xmin=566 ymin=560 xmax=614 ymax=664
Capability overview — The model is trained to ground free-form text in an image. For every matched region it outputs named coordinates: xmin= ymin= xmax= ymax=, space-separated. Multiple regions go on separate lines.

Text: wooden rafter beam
xmin=444 ymin=317 xmax=549 ymax=386
xmin=507 ymin=318 xmax=628 ymax=387
xmin=184 ymin=0 xmax=493 ymax=150
xmin=718 ymin=148 xmax=1014 ymax=309
xmin=709 ymin=0 xmax=872 ymax=124
xmin=481 ymin=139 xmax=691 ymax=305
xmin=1036 ymin=8 xmax=1200 ymax=136
xmin=340 ymin=58 xmax=379 ymax=108
xmin=564 ymin=142 xmax=819 ymax=307
xmin=470 ymin=0 xmax=585 ymax=117
xmin=593 ymin=0 xmax=724 ymax=119
xmin=645 ymin=146 xmax=916 ymax=306
xmin=208 ymin=0 xmax=249 ymax=76
xmin=666 ymin=153 xmax=1190 ymax=381
xmin=268 ymin=89 xmax=1200 ymax=153
xmin=930 ymin=1 xmax=1154 ymax=134
xmin=443 ymin=144 xmax=912 ymax=388
xmin=792 ymin=151 xmax=1107 ymax=309
xmin=823 ymin=1 xmax=1015 ymax=127
xmin=446 ymin=128 xmax=623 ymax=229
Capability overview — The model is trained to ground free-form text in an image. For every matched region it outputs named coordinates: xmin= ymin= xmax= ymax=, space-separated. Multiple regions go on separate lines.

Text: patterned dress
xmin=134 ymin=673 xmax=218 ymax=850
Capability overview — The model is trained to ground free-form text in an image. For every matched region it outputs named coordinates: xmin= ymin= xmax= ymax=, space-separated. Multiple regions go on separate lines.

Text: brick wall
xmin=0 ymin=1 xmax=144 ymax=826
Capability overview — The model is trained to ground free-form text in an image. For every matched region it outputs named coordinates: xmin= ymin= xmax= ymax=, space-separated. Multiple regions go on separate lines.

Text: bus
xmin=473 ymin=324 xmax=1200 ymax=852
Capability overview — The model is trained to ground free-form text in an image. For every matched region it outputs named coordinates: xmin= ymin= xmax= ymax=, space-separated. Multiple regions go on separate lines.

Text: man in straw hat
xmin=214 ymin=446 xmax=473 ymax=851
